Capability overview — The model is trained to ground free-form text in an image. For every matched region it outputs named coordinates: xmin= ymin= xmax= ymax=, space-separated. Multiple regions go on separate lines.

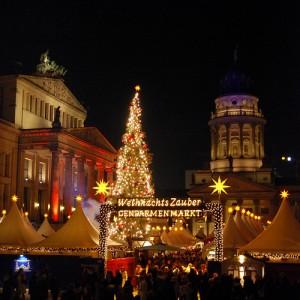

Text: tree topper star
xmin=280 ymin=189 xmax=289 ymax=199
xmin=93 ymin=180 xmax=110 ymax=196
xmin=209 ymin=176 xmax=230 ymax=195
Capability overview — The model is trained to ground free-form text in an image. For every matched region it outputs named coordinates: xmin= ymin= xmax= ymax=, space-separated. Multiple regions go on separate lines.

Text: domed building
xmin=186 ymin=59 xmax=279 ymax=233
xmin=210 ymin=65 xmax=265 ymax=173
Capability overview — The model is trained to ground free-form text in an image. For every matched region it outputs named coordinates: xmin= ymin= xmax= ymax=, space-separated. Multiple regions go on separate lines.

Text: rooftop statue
xmin=36 ymin=50 xmax=67 ymax=77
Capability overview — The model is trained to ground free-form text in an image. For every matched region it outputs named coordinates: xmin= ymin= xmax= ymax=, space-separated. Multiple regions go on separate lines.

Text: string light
xmin=205 ymin=202 xmax=224 ymax=261
xmin=112 ymin=85 xmax=154 ymax=198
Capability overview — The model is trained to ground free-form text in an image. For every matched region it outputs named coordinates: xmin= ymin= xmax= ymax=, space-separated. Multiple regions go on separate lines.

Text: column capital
xmin=63 ymin=151 xmax=74 ymax=158
xmin=49 ymin=143 xmax=59 ymax=152
xmin=86 ymin=159 xmax=95 ymax=166
xmin=76 ymin=155 xmax=85 ymax=161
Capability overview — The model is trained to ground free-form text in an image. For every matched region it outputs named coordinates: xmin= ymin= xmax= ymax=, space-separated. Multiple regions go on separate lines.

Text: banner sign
xmin=116 ymin=198 xmax=203 ymax=218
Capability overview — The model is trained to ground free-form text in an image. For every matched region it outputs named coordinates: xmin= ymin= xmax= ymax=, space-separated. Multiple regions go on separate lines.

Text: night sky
xmin=1 ymin=2 xmax=300 ymax=194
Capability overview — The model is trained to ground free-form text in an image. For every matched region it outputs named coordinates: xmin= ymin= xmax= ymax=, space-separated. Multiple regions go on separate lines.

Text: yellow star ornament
xmin=209 ymin=176 xmax=230 ymax=195
xmin=93 ymin=180 xmax=110 ymax=196
xmin=280 ymin=189 xmax=289 ymax=199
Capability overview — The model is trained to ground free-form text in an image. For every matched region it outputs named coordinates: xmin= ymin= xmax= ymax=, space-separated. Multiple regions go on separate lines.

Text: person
xmin=15 ymin=269 xmax=26 ymax=300
xmin=1 ymin=272 xmax=15 ymax=300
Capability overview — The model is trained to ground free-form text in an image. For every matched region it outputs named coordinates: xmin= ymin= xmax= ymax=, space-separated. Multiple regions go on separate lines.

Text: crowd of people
xmin=1 ymin=250 xmax=300 ymax=300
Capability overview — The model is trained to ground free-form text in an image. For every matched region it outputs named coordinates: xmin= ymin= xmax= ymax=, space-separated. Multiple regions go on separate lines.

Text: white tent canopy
xmin=223 ymin=212 xmax=247 ymax=250
xmin=240 ymin=197 xmax=300 ymax=254
xmin=234 ymin=212 xmax=256 ymax=243
xmin=0 ymin=201 xmax=43 ymax=246
xmin=161 ymin=227 xmax=197 ymax=248
xmin=33 ymin=200 xmax=123 ymax=255
xmin=38 ymin=216 xmax=55 ymax=238
xmin=34 ymin=201 xmax=99 ymax=249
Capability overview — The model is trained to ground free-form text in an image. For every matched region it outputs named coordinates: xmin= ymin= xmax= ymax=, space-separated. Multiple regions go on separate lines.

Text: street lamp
xmin=281 ymin=155 xmax=298 ymax=178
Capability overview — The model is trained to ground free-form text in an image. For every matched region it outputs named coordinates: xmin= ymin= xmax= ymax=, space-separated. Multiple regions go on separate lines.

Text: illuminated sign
xmin=14 ymin=255 xmax=31 ymax=272
xmin=116 ymin=198 xmax=203 ymax=218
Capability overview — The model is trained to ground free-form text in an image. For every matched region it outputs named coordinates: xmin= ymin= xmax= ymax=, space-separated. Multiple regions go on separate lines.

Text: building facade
xmin=0 ymin=74 xmax=116 ymax=222
xmin=186 ymin=64 xmax=280 ymax=233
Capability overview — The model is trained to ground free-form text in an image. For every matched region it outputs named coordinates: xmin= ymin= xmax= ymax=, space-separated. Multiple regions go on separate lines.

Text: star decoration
xmin=209 ymin=176 xmax=230 ymax=195
xmin=11 ymin=195 xmax=18 ymax=202
xmin=280 ymin=189 xmax=289 ymax=199
xmin=93 ymin=180 xmax=110 ymax=196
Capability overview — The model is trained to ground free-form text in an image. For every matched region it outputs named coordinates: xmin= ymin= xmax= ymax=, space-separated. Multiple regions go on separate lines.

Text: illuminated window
xmin=50 ymin=105 xmax=53 ymax=121
xmin=0 ymin=87 xmax=3 ymax=118
xmin=34 ymin=98 xmax=38 ymax=114
xmin=0 ymin=153 xmax=5 ymax=177
xmin=40 ymin=101 xmax=44 ymax=117
xmin=45 ymin=103 xmax=49 ymax=119
xmin=24 ymin=158 xmax=33 ymax=180
xmin=26 ymin=94 xmax=30 ymax=111
xmin=260 ymin=207 xmax=269 ymax=215
xmin=38 ymin=162 xmax=46 ymax=183
xmin=30 ymin=95 xmax=34 ymax=112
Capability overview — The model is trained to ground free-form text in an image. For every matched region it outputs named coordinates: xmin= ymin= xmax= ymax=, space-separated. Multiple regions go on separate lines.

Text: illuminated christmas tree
xmin=113 ymin=85 xmax=154 ymax=198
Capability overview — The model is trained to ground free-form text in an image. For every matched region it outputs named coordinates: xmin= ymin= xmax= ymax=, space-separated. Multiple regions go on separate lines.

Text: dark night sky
xmin=1 ymin=1 xmax=300 ymax=194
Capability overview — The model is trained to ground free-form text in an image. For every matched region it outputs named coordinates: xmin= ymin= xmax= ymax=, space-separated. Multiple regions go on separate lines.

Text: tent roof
xmin=0 ymin=202 xmax=43 ymax=246
xmin=35 ymin=202 xmax=99 ymax=249
xmin=240 ymin=198 xmax=300 ymax=253
xmin=161 ymin=227 xmax=197 ymax=248
xmin=38 ymin=217 xmax=56 ymax=238
xmin=223 ymin=213 xmax=248 ymax=249
xmin=234 ymin=212 xmax=256 ymax=242
xmin=138 ymin=243 xmax=181 ymax=252
xmin=241 ymin=214 xmax=259 ymax=237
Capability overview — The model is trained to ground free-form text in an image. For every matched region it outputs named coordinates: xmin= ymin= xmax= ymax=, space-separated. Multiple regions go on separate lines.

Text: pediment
xmin=21 ymin=75 xmax=86 ymax=112
xmin=67 ymin=127 xmax=117 ymax=154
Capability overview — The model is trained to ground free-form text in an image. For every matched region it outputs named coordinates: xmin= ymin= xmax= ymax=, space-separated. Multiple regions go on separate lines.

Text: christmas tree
xmin=113 ymin=85 xmax=154 ymax=198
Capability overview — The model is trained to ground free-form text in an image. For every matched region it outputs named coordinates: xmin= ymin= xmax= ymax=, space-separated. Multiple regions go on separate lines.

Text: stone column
xmin=106 ymin=167 xmax=114 ymax=184
xmin=63 ymin=153 xmax=73 ymax=215
xmin=50 ymin=149 xmax=60 ymax=222
xmin=77 ymin=157 xmax=85 ymax=197
xmin=260 ymin=125 xmax=265 ymax=159
xmin=226 ymin=124 xmax=230 ymax=157
xmin=96 ymin=162 xmax=105 ymax=181
xmin=87 ymin=160 xmax=96 ymax=199
xmin=210 ymin=127 xmax=216 ymax=160
xmin=252 ymin=124 xmax=256 ymax=158
xmin=239 ymin=123 xmax=243 ymax=158
xmin=16 ymin=150 xmax=25 ymax=210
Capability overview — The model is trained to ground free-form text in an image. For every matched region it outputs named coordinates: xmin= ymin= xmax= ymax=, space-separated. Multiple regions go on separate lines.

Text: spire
xmin=233 ymin=44 xmax=239 ymax=65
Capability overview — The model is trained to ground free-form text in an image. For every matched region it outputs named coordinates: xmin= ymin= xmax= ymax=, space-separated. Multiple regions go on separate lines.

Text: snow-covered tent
xmin=38 ymin=214 xmax=55 ymax=238
xmin=240 ymin=196 xmax=300 ymax=256
xmin=0 ymin=199 xmax=43 ymax=248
